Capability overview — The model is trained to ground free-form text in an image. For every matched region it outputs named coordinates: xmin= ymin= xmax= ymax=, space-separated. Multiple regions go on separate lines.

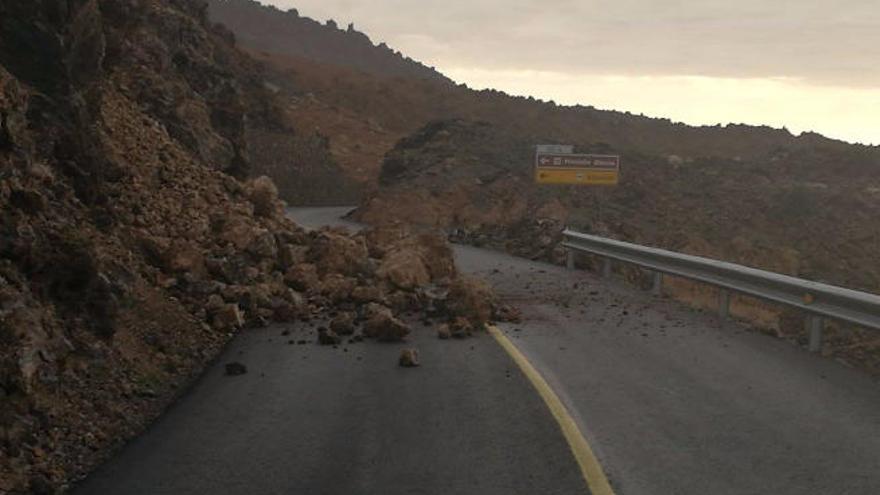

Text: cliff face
xmin=0 ymin=1 xmax=465 ymax=492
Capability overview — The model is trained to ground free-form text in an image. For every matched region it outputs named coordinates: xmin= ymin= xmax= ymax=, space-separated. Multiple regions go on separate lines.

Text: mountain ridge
xmin=206 ymin=0 xmax=879 ymax=195
xmin=207 ymin=0 xmax=452 ymax=84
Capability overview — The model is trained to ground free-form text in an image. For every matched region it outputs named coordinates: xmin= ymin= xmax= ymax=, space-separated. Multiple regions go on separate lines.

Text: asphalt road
xmin=74 ymin=207 xmax=880 ymax=495
xmin=459 ymin=242 xmax=880 ymax=495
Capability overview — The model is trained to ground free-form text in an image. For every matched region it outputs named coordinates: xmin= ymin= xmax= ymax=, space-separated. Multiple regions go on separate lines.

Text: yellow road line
xmin=487 ymin=325 xmax=616 ymax=495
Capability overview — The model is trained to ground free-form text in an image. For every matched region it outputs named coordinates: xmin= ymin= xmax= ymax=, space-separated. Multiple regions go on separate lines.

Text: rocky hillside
xmin=0 ymin=1 xmax=494 ymax=493
xmin=207 ymin=0 xmax=451 ymax=84
xmin=355 ymin=119 xmax=880 ymax=370
xmin=359 ymin=119 xmax=880 ymax=290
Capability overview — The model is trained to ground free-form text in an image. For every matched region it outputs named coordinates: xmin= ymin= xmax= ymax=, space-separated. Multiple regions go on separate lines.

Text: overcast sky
xmin=265 ymin=1 xmax=880 ymax=145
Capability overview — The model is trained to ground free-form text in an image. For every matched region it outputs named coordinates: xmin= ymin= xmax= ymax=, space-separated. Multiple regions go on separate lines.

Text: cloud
xmin=269 ymin=0 xmax=880 ymax=87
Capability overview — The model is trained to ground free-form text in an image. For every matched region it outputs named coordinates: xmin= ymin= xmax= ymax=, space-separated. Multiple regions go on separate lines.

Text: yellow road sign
xmin=534 ymin=151 xmax=620 ymax=185
xmin=535 ymin=168 xmax=619 ymax=185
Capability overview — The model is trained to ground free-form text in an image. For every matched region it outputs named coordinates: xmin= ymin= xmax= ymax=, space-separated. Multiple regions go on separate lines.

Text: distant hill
xmin=207 ymin=0 xmax=451 ymax=84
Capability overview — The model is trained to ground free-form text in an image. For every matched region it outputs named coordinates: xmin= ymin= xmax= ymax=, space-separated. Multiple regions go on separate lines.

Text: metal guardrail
xmin=562 ymin=229 xmax=880 ymax=353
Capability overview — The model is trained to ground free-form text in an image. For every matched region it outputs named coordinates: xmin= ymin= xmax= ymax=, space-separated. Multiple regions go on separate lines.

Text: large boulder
xmin=372 ymin=228 xmax=456 ymax=290
xmin=319 ymin=274 xmax=357 ymax=303
xmin=278 ymin=243 xmax=309 ymax=269
xmin=220 ymin=216 xmax=257 ymax=250
xmin=376 ymin=249 xmax=430 ymax=290
xmin=446 ymin=276 xmax=495 ymax=326
xmin=246 ymin=229 xmax=278 ymax=260
xmin=411 ymin=232 xmax=456 ymax=280
xmin=310 ymin=229 xmax=369 ymax=276
xmin=362 ymin=303 xmax=410 ymax=342
xmin=329 ymin=311 xmax=356 ymax=335
xmin=363 ymin=224 xmax=410 ymax=258
xmin=211 ymin=304 xmax=244 ymax=330
xmin=351 ymin=285 xmax=384 ymax=304
xmin=284 ymin=263 xmax=319 ymax=292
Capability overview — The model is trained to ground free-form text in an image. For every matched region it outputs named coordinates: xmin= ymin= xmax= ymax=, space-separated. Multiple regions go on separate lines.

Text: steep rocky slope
xmin=0 ymin=1 xmax=489 ymax=493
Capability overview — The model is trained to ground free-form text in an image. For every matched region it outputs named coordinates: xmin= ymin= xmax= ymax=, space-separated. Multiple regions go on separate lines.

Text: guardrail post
xmin=719 ymin=290 xmax=730 ymax=319
xmin=807 ymin=315 xmax=824 ymax=353
xmin=652 ymin=272 xmax=663 ymax=296
xmin=602 ymin=258 xmax=612 ymax=278
xmin=566 ymin=249 xmax=575 ymax=270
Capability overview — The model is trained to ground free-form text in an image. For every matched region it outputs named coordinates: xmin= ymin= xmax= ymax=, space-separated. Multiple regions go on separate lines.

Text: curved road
xmin=75 ymin=207 xmax=880 ymax=494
